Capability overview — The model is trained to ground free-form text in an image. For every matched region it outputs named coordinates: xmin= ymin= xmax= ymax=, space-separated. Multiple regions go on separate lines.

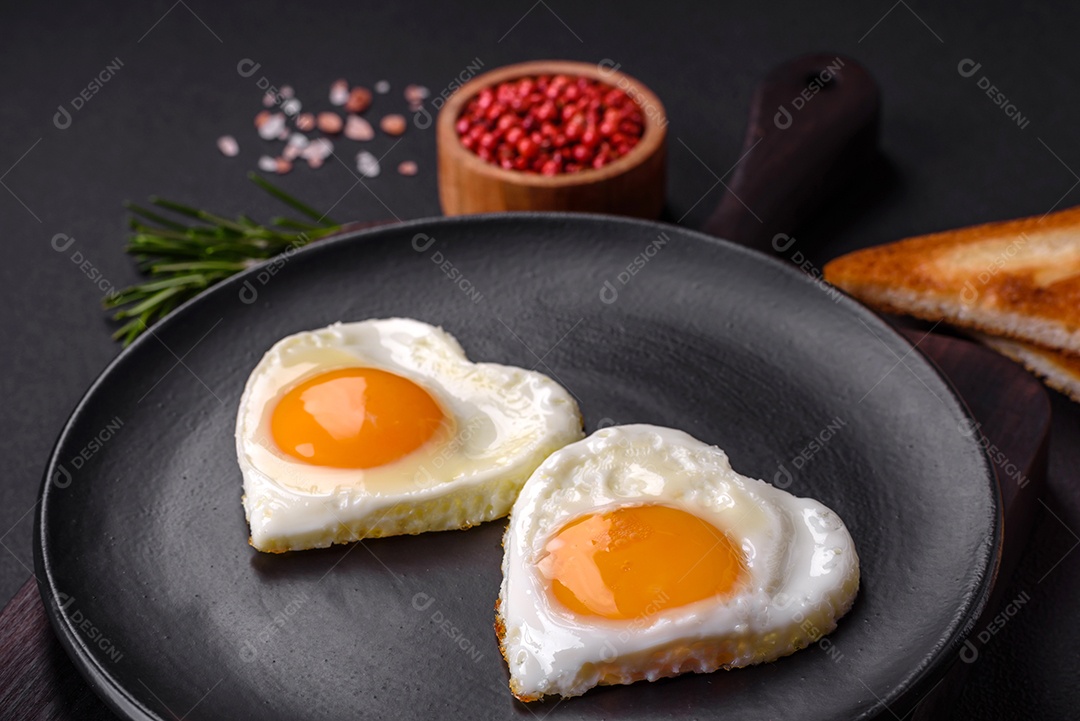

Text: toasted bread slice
xmin=973 ymin=333 xmax=1080 ymax=403
xmin=823 ymin=206 xmax=1080 ymax=354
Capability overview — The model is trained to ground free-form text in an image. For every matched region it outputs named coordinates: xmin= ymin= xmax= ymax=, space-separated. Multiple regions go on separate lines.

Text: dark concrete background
xmin=2 ymin=1 xmax=1078 ymax=717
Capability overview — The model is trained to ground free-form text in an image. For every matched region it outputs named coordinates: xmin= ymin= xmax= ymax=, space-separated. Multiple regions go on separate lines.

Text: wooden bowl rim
xmin=437 ymin=59 xmax=667 ymax=188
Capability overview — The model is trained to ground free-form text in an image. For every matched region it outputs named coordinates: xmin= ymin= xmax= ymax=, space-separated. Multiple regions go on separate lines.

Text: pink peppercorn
xmin=456 ymin=74 xmax=644 ymax=174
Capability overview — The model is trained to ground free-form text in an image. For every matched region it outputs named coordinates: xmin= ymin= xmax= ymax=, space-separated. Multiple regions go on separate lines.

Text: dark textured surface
xmin=38 ymin=216 xmax=997 ymax=720
xmin=2 ymin=1 xmax=1079 ymax=719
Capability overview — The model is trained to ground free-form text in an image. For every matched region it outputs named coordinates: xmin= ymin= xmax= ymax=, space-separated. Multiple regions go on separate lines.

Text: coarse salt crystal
xmin=295 ymin=113 xmax=316 ymax=132
xmin=380 ymin=114 xmax=407 ymax=136
xmin=303 ymin=137 xmax=334 ymax=160
xmin=397 ymin=160 xmax=418 ymax=176
xmin=345 ymin=87 xmax=372 ymax=114
xmin=375 ymin=80 xmax=390 ymax=94
xmin=257 ymin=155 xmax=277 ymax=172
xmin=282 ymin=98 xmax=302 ymax=116
xmin=258 ymin=113 xmax=286 ymax=140
xmin=217 ymin=135 xmax=239 ymax=157
xmin=317 ymin=112 xmax=343 ymax=135
xmin=356 ymin=151 xmax=380 ymax=178
xmin=344 ymin=115 xmax=375 ymax=141
xmin=404 ymin=84 xmax=430 ymax=102
xmin=405 ymin=84 xmax=429 ymax=113
xmin=330 ymin=79 xmax=349 ymax=106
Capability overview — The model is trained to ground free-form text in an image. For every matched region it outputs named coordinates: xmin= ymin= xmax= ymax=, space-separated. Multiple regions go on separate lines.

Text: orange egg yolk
xmin=270 ymin=367 xmax=446 ymax=469
xmin=539 ymin=504 xmax=745 ymax=620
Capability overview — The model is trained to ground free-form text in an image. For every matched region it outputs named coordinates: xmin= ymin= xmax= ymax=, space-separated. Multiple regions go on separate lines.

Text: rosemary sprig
xmin=106 ymin=173 xmax=341 ymax=346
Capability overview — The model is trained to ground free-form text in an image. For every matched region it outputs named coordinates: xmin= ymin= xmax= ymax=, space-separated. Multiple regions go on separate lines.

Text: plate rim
xmin=34 ymin=211 xmax=1003 ymax=721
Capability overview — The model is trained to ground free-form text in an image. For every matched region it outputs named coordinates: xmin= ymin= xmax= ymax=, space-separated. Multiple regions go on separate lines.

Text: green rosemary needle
xmin=106 ymin=173 xmax=341 ymax=346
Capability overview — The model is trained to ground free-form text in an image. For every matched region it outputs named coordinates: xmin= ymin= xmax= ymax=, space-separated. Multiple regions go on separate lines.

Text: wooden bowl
xmin=437 ymin=60 xmax=667 ymax=218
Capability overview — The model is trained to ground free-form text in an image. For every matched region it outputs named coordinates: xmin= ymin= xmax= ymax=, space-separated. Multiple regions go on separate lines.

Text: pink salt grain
xmin=380 ymin=114 xmax=406 ymax=136
xmin=317 ymin=112 xmax=343 ymax=135
xmin=217 ymin=135 xmax=239 ymax=157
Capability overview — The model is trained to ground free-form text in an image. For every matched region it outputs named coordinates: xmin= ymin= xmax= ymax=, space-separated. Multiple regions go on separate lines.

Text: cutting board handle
xmin=703 ymin=53 xmax=880 ymax=254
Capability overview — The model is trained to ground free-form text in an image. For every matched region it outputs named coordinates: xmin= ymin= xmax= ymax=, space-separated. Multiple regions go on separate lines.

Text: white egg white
xmin=237 ymin=318 xmax=584 ymax=552
xmin=497 ymin=424 xmax=860 ymax=701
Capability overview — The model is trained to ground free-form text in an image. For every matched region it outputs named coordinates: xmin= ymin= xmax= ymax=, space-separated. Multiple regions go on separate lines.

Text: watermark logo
xmin=52 ymin=415 xmax=124 ymax=489
xmin=599 ymin=232 xmax=669 ymax=304
xmin=54 ymin=593 xmax=124 ymax=662
xmin=51 ymin=233 xmax=119 ymax=301
xmin=597 ymin=59 xmax=668 ymax=129
xmin=53 ymin=58 xmax=124 ymax=130
xmin=414 ymin=416 xmax=489 ymax=489
xmin=239 ymin=591 xmax=310 ymax=662
xmin=237 ymin=58 xmax=293 ymax=112
xmin=411 ymin=592 xmax=484 ymax=662
xmin=773 ymin=57 xmax=845 ymax=130
xmin=959 ymin=233 xmax=1030 ymax=303
xmin=774 ymin=464 xmax=794 ymax=489
xmin=412 ymin=592 xmax=436 ymax=612
xmin=773 ymin=416 xmax=847 ymax=489
xmin=413 ymin=58 xmax=486 ymax=129
xmin=236 ymin=58 xmax=261 ymax=78
xmin=53 ymin=463 xmax=72 ymax=489
xmin=411 ymin=233 xmax=484 ymax=304
xmin=239 ymin=237 xmax=308 ymax=304
xmin=771 ymin=233 xmax=844 ymax=303
xmin=959 ymin=590 xmax=1031 ymax=663
xmin=597 ymin=590 xmax=671 ymax=662
xmin=958 ymin=418 xmax=1030 ymax=489
xmin=772 ymin=592 xmax=845 ymax=662
xmin=958 ymin=59 xmax=1030 ymax=130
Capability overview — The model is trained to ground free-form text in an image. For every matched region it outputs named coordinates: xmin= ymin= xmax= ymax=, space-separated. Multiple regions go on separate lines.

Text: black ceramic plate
xmin=36 ymin=214 xmax=998 ymax=721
